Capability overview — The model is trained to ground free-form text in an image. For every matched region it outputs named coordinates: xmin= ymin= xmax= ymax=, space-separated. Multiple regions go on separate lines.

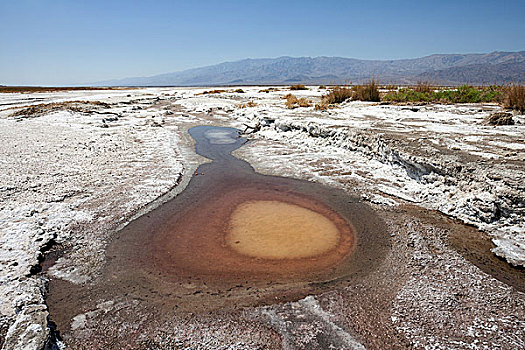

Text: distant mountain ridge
xmin=97 ymin=51 xmax=525 ymax=86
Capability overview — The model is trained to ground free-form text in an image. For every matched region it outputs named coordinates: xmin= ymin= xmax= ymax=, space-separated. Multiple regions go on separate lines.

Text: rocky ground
xmin=0 ymin=87 xmax=523 ymax=349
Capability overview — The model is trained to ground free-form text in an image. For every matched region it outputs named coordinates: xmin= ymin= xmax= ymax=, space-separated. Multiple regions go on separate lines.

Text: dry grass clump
xmin=503 ymin=84 xmax=525 ymax=113
xmin=9 ymin=100 xmax=111 ymax=118
xmin=314 ymin=86 xmax=351 ymax=110
xmin=284 ymin=94 xmax=311 ymax=109
xmin=321 ymin=86 xmax=354 ymax=104
xmin=238 ymin=100 xmax=257 ymax=108
xmin=259 ymin=87 xmax=280 ymax=93
xmin=298 ymin=99 xmax=311 ymax=107
xmin=290 ymin=84 xmax=308 ymax=90
xmin=234 ymin=89 xmax=245 ymax=93
xmin=196 ymin=89 xmax=227 ymax=95
xmin=353 ymin=79 xmax=380 ymax=102
xmin=315 ymin=79 xmax=380 ymax=109
xmin=318 ymin=85 xmax=327 ymax=90
xmin=314 ymin=101 xmax=330 ymax=111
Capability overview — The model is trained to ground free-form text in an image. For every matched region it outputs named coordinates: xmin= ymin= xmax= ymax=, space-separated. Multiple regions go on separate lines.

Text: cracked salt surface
xmin=223 ymin=93 xmax=524 ymax=267
xmin=391 ymin=220 xmax=525 ymax=350
xmin=0 ymin=89 xmax=191 ymax=349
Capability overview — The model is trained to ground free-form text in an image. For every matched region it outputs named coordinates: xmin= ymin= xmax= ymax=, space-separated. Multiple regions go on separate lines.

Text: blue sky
xmin=1 ymin=0 xmax=524 ymax=85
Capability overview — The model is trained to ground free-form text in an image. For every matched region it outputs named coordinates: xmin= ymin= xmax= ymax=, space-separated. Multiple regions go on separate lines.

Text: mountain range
xmin=97 ymin=51 xmax=525 ymax=86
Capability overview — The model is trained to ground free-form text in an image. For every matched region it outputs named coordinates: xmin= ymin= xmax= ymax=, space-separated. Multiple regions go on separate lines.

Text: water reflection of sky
xmin=204 ymin=129 xmax=238 ymax=144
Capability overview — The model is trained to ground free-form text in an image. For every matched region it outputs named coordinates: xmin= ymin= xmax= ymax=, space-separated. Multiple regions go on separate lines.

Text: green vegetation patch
xmin=384 ymin=85 xmax=502 ymax=104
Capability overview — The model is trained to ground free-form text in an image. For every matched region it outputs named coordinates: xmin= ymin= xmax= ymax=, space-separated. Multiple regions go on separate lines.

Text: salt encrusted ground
xmin=0 ymin=87 xmax=523 ymax=349
xmin=0 ymin=89 xmax=196 ymax=349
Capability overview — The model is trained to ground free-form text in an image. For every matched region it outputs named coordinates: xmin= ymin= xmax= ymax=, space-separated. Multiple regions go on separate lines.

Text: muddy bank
xmin=45 ymin=126 xmax=389 ymax=344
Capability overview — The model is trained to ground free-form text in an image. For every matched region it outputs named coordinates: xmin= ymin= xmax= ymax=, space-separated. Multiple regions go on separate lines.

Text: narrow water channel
xmin=46 ymin=126 xmax=389 ymax=332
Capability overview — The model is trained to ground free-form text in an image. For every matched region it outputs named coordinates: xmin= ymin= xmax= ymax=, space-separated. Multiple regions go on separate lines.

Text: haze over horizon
xmin=1 ymin=0 xmax=525 ymax=85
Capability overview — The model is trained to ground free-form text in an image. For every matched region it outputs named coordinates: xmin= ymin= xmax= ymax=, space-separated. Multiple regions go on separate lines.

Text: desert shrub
xmin=383 ymin=88 xmax=433 ymax=103
xmin=314 ymin=101 xmax=329 ymax=110
xmin=284 ymin=94 xmax=298 ymax=108
xmin=319 ymin=79 xmax=379 ymax=105
xmin=353 ymin=79 xmax=380 ymax=102
xmin=259 ymin=87 xmax=280 ymax=93
xmin=484 ymin=112 xmax=514 ymax=125
xmin=197 ymin=89 xmax=227 ymax=95
xmin=384 ymin=85 xmax=501 ymax=104
xmin=318 ymin=85 xmax=326 ymax=89
xmin=284 ymin=94 xmax=311 ymax=108
xmin=239 ymin=100 xmax=257 ymax=108
xmin=439 ymin=85 xmax=482 ymax=103
xmin=321 ymin=86 xmax=354 ymax=104
xmin=290 ymin=84 xmax=308 ymax=90
xmin=435 ymin=85 xmax=501 ymax=103
xmin=298 ymin=98 xmax=311 ymax=107
xmin=503 ymin=84 xmax=525 ymax=113
xmin=234 ymin=89 xmax=245 ymax=93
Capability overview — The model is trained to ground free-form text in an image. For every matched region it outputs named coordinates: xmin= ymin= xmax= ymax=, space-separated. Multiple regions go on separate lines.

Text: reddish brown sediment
xmin=151 ymin=187 xmax=355 ymax=281
xmin=45 ymin=126 xmax=389 ymax=333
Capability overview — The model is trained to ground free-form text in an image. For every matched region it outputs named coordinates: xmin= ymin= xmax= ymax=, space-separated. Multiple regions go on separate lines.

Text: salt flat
xmin=0 ymin=87 xmax=523 ymax=349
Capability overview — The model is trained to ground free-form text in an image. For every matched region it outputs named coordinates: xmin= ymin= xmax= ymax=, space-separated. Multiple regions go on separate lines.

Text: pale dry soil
xmin=0 ymin=87 xmax=523 ymax=350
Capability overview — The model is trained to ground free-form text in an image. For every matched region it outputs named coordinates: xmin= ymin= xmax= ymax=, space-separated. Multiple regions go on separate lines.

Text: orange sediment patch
xmin=227 ymin=200 xmax=341 ymax=259
xmin=149 ymin=187 xmax=356 ymax=282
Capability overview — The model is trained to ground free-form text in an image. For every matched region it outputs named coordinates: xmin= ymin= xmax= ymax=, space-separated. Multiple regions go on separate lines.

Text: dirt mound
xmin=484 ymin=112 xmax=514 ymax=125
xmin=9 ymin=100 xmax=111 ymax=118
